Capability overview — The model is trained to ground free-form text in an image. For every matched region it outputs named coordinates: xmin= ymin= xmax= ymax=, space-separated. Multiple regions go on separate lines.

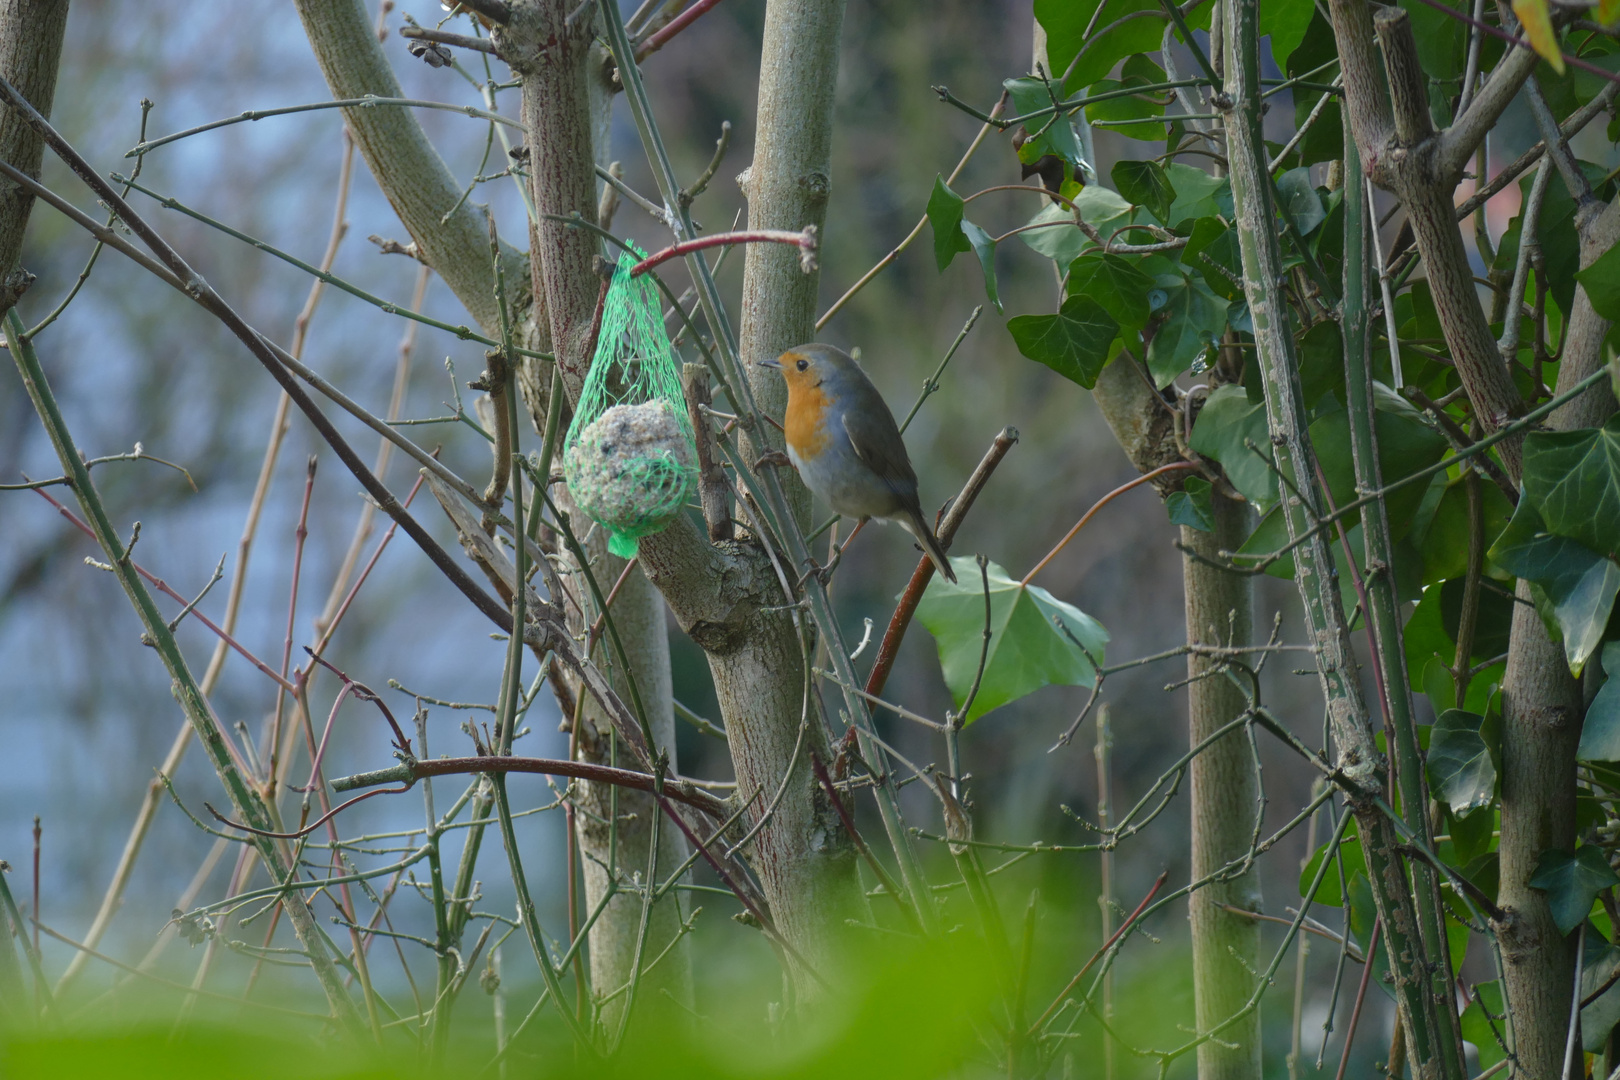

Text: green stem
xmin=1341 ymin=137 xmax=1467 ymax=1078
xmin=4 ymin=309 xmax=362 ymax=1033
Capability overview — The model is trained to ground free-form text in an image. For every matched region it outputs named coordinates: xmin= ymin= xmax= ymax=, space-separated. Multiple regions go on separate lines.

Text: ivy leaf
xmin=914 ymin=558 xmax=1110 ymax=724
xmin=1005 ymin=77 xmax=1086 ymax=172
xmin=927 ymin=176 xmax=972 ymax=272
xmin=1164 ymin=164 xmax=1230 ymax=226
xmin=1491 ymin=497 xmax=1620 ymax=674
xmin=1166 ymin=476 xmax=1214 ymax=532
xmin=1007 ymin=296 xmax=1120 ymax=389
xmin=1182 ymin=217 xmax=1244 ymax=301
xmin=1529 ymin=847 xmax=1618 ymax=933
xmin=1065 ymin=252 xmax=1155 ymax=332
xmin=1578 ymin=642 xmax=1620 ymax=762
xmin=1112 ymin=159 xmax=1177 ymax=224
xmin=1261 ymin=0 xmax=1316 ymax=69
xmin=1600 ymin=0 xmax=1620 ymax=29
xmin=1309 ymin=383 xmax=1450 ymax=540
xmin=1086 ymin=79 xmax=1167 ymax=142
xmin=1275 ymin=167 xmax=1327 ymax=236
xmin=960 ymin=221 xmax=1002 ymax=313
xmin=1038 ymin=0 xmax=1173 ymax=94
xmin=1190 ymin=384 xmax=1278 ymax=507
xmin=1583 ymin=937 xmax=1620 ymax=1052
xmin=1019 ymin=191 xmax=1137 ymax=267
xmin=1146 ymin=276 xmax=1226 ymax=387
xmin=1460 ymin=981 xmax=1508 ymax=1069
xmin=1298 ymin=834 xmax=1363 ymax=907
xmin=1577 ymin=239 xmax=1620 ymax=321
xmin=1427 ymin=709 xmax=1499 ymax=817
xmin=1513 ymin=0 xmax=1567 ymax=74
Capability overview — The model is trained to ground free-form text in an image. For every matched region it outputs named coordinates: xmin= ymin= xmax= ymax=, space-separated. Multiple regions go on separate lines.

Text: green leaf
xmin=1112 ymin=159 xmax=1177 ymax=224
xmin=1019 ymin=189 xmax=1137 ymax=266
xmin=1163 ymin=164 xmax=1230 ymax=226
xmin=1190 ymin=384 xmax=1278 ymax=507
xmin=927 ymin=176 xmax=971 ymax=272
xmin=1576 ymin=641 xmax=1620 ymax=761
xmin=1146 ymin=276 xmax=1226 ymax=387
xmin=1521 ymin=419 xmax=1620 ymax=560
xmin=1275 ymin=167 xmax=1327 ymax=236
xmin=1491 ymin=497 xmax=1620 ymax=674
xmin=1416 ymin=476 xmax=1515 ymax=586
xmin=1529 ymin=846 xmax=1618 ymax=933
xmin=1296 ymin=319 xmax=1344 ymax=409
xmin=1308 ymin=384 xmax=1450 ymax=540
xmin=1085 ymin=80 xmax=1167 ymax=142
xmin=1007 ymin=296 xmax=1120 ymax=390
xmin=1066 ymin=252 xmax=1155 ymax=332
xmin=1427 ymin=709 xmax=1499 ymax=817
xmin=1299 ymin=834 xmax=1363 ymax=907
xmin=1181 ymin=217 xmax=1243 ymax=301
xmin=1005 ymin=77 xmax=1087 ymax=171
xmin=960 ymin=221 xmax=1002 ymax=313
xmin=1166 ymin=476 xmax=1214 ymax=531
xmin=1261 ymin=0 xmax=1316 ymax=69
xmin=1037 ymin=0 xmax=1170 ymax=94
xmin=1399 ymin=0 xmax=1467 ymax=81
xmin=1460 ymin=981 xmax=1508 ymax=1068
xmin=1583 ymin=935 xmax=1620 ymax=1053
xmin=914 ymin=558 xmax=1110 ymax=724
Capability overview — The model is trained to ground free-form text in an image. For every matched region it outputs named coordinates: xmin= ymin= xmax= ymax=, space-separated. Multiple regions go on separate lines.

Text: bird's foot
xmin=796 ymin=549 xmax=842 ymax=590
xmin=752 ymin=449 xmax=792 ymax=471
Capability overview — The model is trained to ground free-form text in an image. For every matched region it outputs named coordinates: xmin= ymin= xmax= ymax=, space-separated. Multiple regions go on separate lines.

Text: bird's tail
xmin=901 ymin=508 xmax=957 ymax=583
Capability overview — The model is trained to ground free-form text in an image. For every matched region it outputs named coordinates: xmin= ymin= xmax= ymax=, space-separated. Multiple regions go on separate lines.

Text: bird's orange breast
xmin=784 ymin=380 xmax=833 ymax=459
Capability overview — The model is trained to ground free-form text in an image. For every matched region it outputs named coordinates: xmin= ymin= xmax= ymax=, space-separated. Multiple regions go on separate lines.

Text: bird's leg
xmin=797 ymin=518 xmax=867 ymax=588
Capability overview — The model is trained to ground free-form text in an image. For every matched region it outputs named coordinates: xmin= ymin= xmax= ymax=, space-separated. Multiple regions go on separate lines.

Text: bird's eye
xmin=795 ymin=358 xmax=809 ymax=372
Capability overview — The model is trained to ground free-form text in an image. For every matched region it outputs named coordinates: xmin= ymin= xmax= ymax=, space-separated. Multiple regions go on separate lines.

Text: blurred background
xmin=0 ymin=0 xmax=1578 ymax=1073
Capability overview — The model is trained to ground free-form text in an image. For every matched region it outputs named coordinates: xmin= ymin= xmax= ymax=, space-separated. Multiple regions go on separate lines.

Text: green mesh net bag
xmin=562 ymin=247 xmax=697 ymax=559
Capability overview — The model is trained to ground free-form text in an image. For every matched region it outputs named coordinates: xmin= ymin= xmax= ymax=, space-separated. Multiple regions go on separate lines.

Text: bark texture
xmin=1495 ymin=184 xmax=1620 ymax=1080
xmin=1183 ymin=492 xmax=1261 ymax=1080
xmin=0 ymin=0 xmax=69 ymax=302
xmin=736 ymin=0 xmax=846 ymax=528
xmin=503 ymin=0 xmax=697 ymax=1027
xmin=292 ymin=0 xmax=526 ymax=334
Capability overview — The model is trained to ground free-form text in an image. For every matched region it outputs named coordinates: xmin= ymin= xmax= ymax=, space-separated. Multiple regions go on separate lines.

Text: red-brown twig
xmin=1334 ymin=918 xmax=1383 ymax=1080
xmin=1406 ymin=0 xmax=1620 ymax=87
xmin=1022 ymin=461 xmax=1199 ymax=586
xmin=204 ymin=786 xmax=411 ymax=841
xmin=1027 ymin=869 xmax=1168 ymax=1037
xmin=31 ymin=487 xmax=297 ymax=694
xmin=635 ymin=0 xmax=726 ymax=58
xmin=332 ymin=755 xmax=732 ymax=820
xmin=865 ymin=427 xmax=1017 ymax=699
xmin=629 ymin=227 xmax=817 ymax=278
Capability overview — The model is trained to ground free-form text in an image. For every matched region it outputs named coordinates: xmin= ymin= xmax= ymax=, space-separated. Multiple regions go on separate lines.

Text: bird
xmin=757 ymin=343 xmax=956 ymax=583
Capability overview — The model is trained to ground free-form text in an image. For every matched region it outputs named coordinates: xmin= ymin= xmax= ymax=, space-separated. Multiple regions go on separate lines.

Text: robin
xmin=757 ymin=343 xmax=956 ymax=583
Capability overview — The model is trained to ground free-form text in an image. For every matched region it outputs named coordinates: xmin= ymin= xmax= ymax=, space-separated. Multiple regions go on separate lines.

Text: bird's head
xmin=757 ymin=342 xmax=857 ymax=393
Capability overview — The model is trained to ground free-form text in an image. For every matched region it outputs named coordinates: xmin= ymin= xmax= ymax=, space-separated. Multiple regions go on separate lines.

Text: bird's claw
xmin=752 ymin=449 xmax=792 ymax=471
xmin=796 ymin=550 xmax=842 ymax=590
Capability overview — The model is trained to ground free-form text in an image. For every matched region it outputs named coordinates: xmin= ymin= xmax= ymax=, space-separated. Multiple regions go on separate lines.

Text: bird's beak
xmin=756 ymin=356 xmax=782 ymax=370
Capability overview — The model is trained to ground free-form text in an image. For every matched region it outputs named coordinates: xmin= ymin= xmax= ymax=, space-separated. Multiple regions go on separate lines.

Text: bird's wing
xmin=840 ymin=398 xmax=919 ymax=501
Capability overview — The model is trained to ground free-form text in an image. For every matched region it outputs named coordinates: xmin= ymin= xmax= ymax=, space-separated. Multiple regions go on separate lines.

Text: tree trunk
xmin=565 ymin=542 xmax=692 ymax=1032
xmin=1183 ymin=492 xmax=1262 ymax=1080
xmin=0 ymin=0 xmax=70 ymax=308
xmin=735 ymin=0 xmax=845 ymax=528
xmin=1496 ymin=187 xmax=1620 ymax=1080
